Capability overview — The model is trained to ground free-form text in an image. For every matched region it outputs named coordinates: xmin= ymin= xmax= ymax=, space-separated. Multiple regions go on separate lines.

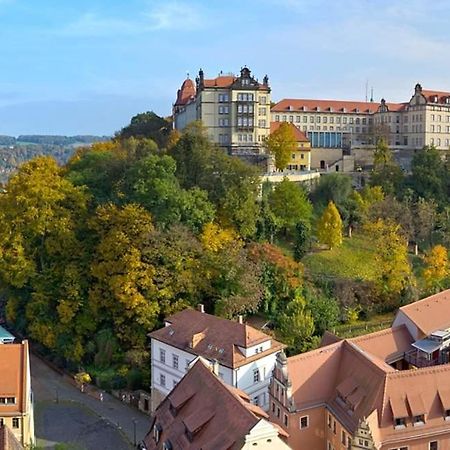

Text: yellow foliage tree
xmin=264 ymin=122 xmax=297 ymax=171
xmin=317 ymin=201 xmax=343 ymax=249
xmin=423 ymin=245 xmax=449 ymax=292
xmin=200 ymin=222 xmax=237 ymax=252
xmin=365 ymin=219 xmax=412 ymax=298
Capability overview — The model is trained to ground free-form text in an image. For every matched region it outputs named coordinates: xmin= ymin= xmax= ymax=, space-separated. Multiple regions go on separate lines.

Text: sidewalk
xmin=31 ymin=354 xmax=152 ymax=446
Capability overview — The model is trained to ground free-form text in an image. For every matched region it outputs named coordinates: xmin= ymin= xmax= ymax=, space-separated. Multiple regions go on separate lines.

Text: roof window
xmin=394 ymin=417 xmax=406 ymax=429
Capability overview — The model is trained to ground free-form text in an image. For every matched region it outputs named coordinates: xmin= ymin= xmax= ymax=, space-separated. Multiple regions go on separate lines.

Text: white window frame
xmin=299 ymin=415 xmax=309 ymax=429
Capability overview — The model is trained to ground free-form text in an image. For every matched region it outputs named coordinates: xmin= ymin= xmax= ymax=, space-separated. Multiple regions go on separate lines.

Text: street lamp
xmin=132 ymin=419 xmax=137 ymax=447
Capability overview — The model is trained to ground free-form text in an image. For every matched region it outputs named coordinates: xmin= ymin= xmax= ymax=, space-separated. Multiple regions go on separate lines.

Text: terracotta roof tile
xmin=0 ymin=425 xmax=23 ymax=450
xmin=174 ymin=78 xmax=196 ymax=106
xmin=203 ymin=76 xmax=236 ymax=88
xmin=149 ymin=309 xmax=284 ymax=368
xmin=397 ymin=290 xmax=450 ymax=336
xmin=421 ymin=89 xmax=450 ymax=103
xmin=270 ymin=121 xmax=310 ymax=143
xmin=144 ymin=360 xmax=287 ymax=450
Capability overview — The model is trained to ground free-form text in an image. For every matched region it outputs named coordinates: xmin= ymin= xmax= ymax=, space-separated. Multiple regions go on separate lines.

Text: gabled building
xmin=0 ymin=424 xmax=23 ymax=450
xmin=268 ymin=289 xmax=450 ymax=450
xmin=148 ymin=306 xmax=285 ymax=411
xmin=269 ymin=122 xmax=311 ymax=171
xmin=173 ymin=67 xmax=271 ymax=158
xmin=142 ymin=359 xmax=291 ymax=450
xmin=0 ymin=341 xmax=34 ymax=448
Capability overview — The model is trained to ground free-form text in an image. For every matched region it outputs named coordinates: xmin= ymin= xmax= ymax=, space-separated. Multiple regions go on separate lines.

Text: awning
xmin=412 ymin=338 xmax=441 ymax=354
xmin=407 ymin=393 xmax=426 ymax=416
xmin=390 ymin=396 xmax=409 ymax=418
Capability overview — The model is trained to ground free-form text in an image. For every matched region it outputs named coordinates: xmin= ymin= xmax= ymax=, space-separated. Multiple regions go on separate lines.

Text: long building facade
xmin=271 ymin=83 xmax=450 ymax=153
xmin=173 ymin=67 xmax=271 ymax=157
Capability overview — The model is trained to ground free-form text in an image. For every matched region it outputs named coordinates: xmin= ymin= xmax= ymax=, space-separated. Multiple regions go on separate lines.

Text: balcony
xmin=404 ymin=349 xmax=449 ymax=368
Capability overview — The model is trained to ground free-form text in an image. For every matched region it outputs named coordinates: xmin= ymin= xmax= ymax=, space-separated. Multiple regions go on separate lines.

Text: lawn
xmin=332 ymin=312 xmax=395 ymax=338
xmin=303 ymin=233 xmax=379 ymax=281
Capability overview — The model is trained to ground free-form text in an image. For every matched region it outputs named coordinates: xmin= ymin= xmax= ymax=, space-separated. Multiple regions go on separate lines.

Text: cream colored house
xmin=173 ymin=67 xmax=271 ymax=157
xmin=0 ymin=340 xmax=35 ymax=448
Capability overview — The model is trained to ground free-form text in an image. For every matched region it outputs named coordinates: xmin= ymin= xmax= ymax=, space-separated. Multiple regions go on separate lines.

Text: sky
xmin=1 ymin=0 xmax=450 ymax=136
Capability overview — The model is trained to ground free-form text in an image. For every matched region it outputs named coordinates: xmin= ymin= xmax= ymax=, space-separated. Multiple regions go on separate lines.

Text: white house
xmin=149 ymin=305 xmax=285 ymax=411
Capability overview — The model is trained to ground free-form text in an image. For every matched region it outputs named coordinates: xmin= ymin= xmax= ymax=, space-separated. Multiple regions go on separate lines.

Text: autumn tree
xmin=89 ymin=203 xmax=160 ymax=349
xmin=317 ymin=201 xmax=343 ymax=249
xmin=423 ymin=245 xmax=449 ymax=292
xmin=0 ymin=156 xmax=91 ymax=361
xmin=293 ymin=221 xmax=310 ymax=261
xmin=365 ymin=219 xmax=412 ymax=301
xmin=265 ymin=122 xmax=297 ymax=171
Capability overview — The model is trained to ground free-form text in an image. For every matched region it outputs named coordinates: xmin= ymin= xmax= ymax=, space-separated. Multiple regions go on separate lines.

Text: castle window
xmin=429 ymin=442 xmax=438 ymax=450
xmin=160 ymin=348 xmax=166 ymax=363
xmin=284 ymin=414 xmax=288 ymax=426
xmin=299 ymin=416 xmax=309 ymax=429
xmin=253 ymin=369 xmax=260 ymax=383
xmin=394 ymin=417 xmax=406 ymax=429
xmin=12 ymin=418 xmax=19 ymax=429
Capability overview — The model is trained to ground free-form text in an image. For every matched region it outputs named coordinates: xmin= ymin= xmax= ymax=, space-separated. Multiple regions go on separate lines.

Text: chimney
xmin=212 ymin=359 xmax=220 ymax=376
xmin=197 ymin=304 xmax=205 ymax=313
xmin=190 ymin=331 xmax=205 ymax=349
xmin=238 ymin=315 xmax=243 ymax=324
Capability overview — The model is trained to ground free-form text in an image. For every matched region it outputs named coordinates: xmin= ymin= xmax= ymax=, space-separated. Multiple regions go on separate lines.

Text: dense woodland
xmin=0 ymin=111 xmax=449 ymax=390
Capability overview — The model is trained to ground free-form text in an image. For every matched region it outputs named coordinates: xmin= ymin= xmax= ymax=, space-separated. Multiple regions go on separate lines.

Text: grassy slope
xmin=303 ymin=233 xmax=379 ymax=281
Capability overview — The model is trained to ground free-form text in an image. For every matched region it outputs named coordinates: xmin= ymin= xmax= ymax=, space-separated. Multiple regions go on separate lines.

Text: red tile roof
xmin=271 ymin=98 xmax=406 ymax=113
xmin=149 ymin=309 xmax=284 ymax=368
xmin=421 ymin=89 xmax=450 ymax=104
xmin=174 ymin=78 xmax=196 ymax=106
xmin=203 ymin=76 xmax=236 ymax=88
xmin=143 ymin=360 xmax=287 ymax=449
xmin=397 ymin=290 xmax=450 ymax=336
xmin=270 ymin=121 xmax=310 ymax=144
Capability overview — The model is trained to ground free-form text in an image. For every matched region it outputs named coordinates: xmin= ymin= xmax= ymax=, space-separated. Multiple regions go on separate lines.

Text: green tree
xmin=317 ymin=201 xmax=343 ymax=249
xmin=268 ymin=178 xmax=313 ymax=232
xmin=278 ymin=293 xmax=315 ymax=353
xmin=312 ymin=173 xmax=353 ymax=210
xmin=293 ymin=221 xmax=310 ymax=261
xmin=264 ymin=122 xmax=297 ymax=171
xmin=117 ymin=111 xmax=171 ymax=148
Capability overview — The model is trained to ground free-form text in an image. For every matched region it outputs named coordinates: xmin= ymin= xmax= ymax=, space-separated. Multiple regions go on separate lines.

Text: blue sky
xmin=1 ymin=0 xmax=450 ymax=135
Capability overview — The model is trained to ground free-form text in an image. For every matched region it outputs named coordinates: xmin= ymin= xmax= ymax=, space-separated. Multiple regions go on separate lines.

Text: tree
xmin=373 ymin=137 xmax=392 ymax=167
xmin=89 ymin=203 xmax=160 ymax=349
xmin=408 ymin=145 xmax=449 ymax=206
xmin=423 ymin=245 xmax=449 ymax=292
xmin=293 ymin=221 xmax=311 ymax=261
xmin=412 ymin=198 xmax=438 ymax=248
xmin=311 ymin=173 xmax=353 ymax=210
xmin=117 ymin=111 xmax=171 ymax=148
xmin=278 ymin=293 xmax=315 ymax=353
xmin=264 ymin=122 xmax=297 ymax=171
xmin=304 ymin=289 xmax=340 ymax=335
xmin=268 ymin=178 xmax=313 ymax=232
xmin=317 ymin=201 xmax=343 ymax=249
xmin=364 ymin=219 xmax=412 ymax=301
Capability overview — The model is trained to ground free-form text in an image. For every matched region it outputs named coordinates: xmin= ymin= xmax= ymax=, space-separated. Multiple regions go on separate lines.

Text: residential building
xmin=268 ymin=289 xmax=450 ymax=450
xmin=173 ymin=67 xmax=271 ymax=157
xmin=0 ymin=341 xmax=34 ymax=448
xmin=148 ymin=306 xmax=285 ymax=411
xmin=142 ymin=359 xmax=291 ymax=450
xmin=271 ymin=83 xmax=450 ymax=169
xmin=269 ymin=122 xmax=311 ymax=171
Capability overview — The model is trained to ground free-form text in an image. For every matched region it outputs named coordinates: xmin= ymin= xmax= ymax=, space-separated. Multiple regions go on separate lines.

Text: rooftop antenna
xmin=370 ymin=87 xmax=374 ymax=103
xmin=365 ymin=79 xmax=368 ymax=102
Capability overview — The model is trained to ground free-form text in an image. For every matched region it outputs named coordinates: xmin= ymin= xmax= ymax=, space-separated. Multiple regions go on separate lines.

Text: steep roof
xmin=270 ymin=122 xmax=310 ymax=144
xmin=174 ymin=78 xmax=196 ymax=106
xmin=396 ymin=290 xmax=450 ymax=336
xmin=203 ymin=76 xmax=236 ymax=88
xmin=143 ymin=360 xmax=287 ymax=450
xmin=0 ymin=425 xmax=23 ymax=450
xmin=149 ymin=309 xmax=284 ymax=369
xmin=0 ymin=341 xmax=29 ymax=416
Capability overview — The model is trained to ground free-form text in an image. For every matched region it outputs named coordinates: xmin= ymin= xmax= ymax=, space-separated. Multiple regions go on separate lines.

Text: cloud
xmin=146 ymin=2 xmax=204 ymax=31
xmin=56 ymin=1 xmax=206 ymax=37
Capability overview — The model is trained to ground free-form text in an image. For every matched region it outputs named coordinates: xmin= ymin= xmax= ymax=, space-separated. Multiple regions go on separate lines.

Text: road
xmin=31 ymin=354 xmax=152 ymax=449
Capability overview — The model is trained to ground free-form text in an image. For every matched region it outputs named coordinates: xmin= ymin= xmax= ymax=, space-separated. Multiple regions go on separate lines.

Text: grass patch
xmin=332 ymin=312 xmax=395 ymax=338
xmin=303 ymin=233 xmax=379 ymax=281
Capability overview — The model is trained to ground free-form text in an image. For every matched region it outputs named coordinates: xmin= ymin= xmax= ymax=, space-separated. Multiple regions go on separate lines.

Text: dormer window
xmin=445 ymin=409 xmax=450 ymax=420
xmin=153 ymin=423 xmax=163 ymax=442
xmin=162 ymin=440 xmax=173 ymax=450
xmin=433 ymin=95 xmax=438 ymax=103
xmin=413 ymin=414 xmax=425 ymax=426
xmin=394 ymin=417 xmax=406 ymax=429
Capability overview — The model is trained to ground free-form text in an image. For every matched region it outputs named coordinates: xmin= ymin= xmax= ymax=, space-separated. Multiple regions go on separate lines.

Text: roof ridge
xmin=349 ymin=325 xmax=407 ymax=343
xmin=287 ymin=340 xmax=343 ymax=363
xmin=386 ymin=362 xmax=450 ymax=379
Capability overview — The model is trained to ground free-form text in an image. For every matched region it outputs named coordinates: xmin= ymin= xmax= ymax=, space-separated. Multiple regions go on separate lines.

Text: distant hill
xmin=0 ymin=135 xmax=110 ymax=184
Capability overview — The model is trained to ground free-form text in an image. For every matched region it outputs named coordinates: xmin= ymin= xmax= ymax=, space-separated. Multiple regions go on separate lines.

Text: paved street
xmin=31 ymin=355 xmax=152 ymax=449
